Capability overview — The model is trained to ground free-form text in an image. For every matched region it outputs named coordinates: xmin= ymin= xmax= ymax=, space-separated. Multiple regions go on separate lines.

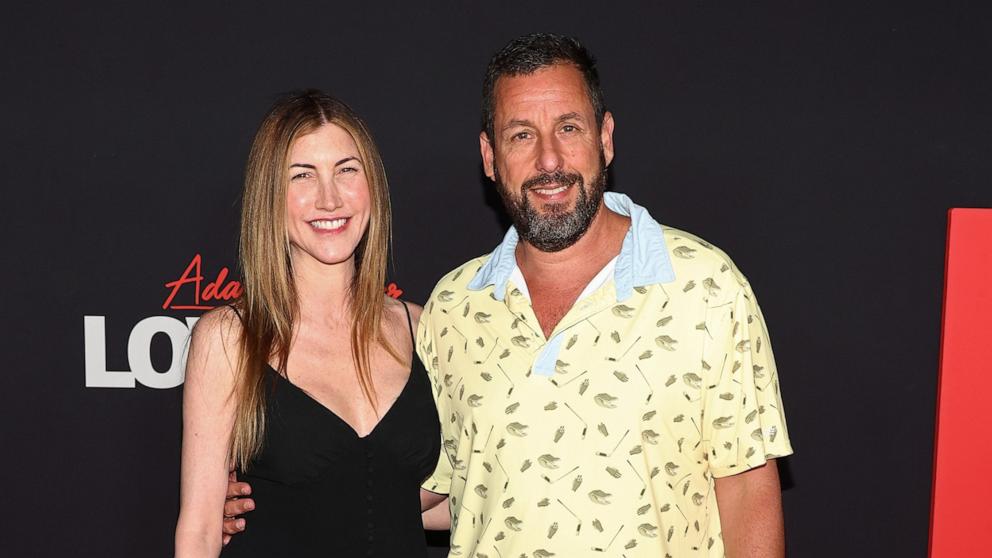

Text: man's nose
xmin=536 ymin=135 xmax=563 ymax=173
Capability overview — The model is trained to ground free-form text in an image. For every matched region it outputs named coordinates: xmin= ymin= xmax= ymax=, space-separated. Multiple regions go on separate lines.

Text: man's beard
xmin=495 ymin=156 xmax=608 ymax=253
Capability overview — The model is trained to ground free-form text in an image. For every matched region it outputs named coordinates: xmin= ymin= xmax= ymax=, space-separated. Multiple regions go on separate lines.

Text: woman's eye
xmin=291 ymin=172 xmax=311 ymax=180
xmin=339 ymin=166 xmax=358 ymax=174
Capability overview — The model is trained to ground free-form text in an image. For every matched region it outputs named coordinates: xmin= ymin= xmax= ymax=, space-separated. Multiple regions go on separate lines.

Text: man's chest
xmin=429 ymin=288 xmax=717 ymax=450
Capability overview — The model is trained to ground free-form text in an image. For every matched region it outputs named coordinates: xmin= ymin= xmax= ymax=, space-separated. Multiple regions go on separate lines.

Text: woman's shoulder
xmin=195 ymin=304 xmax=242 ymax=333
xmin=184 ymin=305 xmax=243 ymax=387
xmin=382 ymin=297 xmax=424 ymax=346
xmin=383 ymin=296 xmax=423 ymax=323
xmin=189 ymin=305 xmax=243 ymax=353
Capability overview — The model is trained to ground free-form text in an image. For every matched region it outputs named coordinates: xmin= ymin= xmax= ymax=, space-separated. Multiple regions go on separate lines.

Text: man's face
xmin=481 ymin=63 xmax=615 ymax=252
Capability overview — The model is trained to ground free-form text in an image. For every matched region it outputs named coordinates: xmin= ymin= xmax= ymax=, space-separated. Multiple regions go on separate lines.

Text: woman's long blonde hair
xmin=232 ymin=90 xmax=397 ymax=469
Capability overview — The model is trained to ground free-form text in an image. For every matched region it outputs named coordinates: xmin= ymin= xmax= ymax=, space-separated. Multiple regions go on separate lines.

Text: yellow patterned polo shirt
xmin=419 ymin=193 xmax=792 ymax=557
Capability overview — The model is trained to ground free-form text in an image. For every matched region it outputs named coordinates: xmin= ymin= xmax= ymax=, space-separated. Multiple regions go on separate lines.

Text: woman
xmin=174 ymin=90 xmax=446 ymax=557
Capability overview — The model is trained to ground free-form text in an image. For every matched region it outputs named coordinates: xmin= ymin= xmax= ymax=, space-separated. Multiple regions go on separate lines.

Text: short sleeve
xmin=702 ymin=280 xmax=792 ymax=478
xmin=417 ymin=303 xmax=453 ymax=495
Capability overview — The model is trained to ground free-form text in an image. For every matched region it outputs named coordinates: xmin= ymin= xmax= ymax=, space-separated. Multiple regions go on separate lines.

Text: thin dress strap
xmin=399 ymin=300 xmax=415 ymax=344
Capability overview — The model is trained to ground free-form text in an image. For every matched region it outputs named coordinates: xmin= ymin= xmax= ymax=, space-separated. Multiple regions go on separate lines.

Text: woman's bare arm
xmin=175 ymin=308 xmax=241 ymax=557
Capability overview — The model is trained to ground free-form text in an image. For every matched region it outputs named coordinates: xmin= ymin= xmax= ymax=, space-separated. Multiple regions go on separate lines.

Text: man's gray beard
xmin=496 ymin=166 xmax=607 ymax=253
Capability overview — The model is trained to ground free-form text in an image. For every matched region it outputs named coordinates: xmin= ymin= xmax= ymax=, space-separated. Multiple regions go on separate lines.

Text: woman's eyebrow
xmin=289 ymin=157 xmax=360 ymax=168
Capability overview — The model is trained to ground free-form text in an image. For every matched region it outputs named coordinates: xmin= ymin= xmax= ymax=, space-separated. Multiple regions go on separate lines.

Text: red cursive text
xmin=162 ymin=253 xmax=243 ymax=310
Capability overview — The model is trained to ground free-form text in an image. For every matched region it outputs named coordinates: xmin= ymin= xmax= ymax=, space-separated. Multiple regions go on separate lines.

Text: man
xmin=225 ymin=33 xmax=792 ymax=557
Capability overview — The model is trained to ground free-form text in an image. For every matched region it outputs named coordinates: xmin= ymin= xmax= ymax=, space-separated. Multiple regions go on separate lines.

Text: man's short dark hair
xmin=482 ymin=33 xmax=607 ymax=143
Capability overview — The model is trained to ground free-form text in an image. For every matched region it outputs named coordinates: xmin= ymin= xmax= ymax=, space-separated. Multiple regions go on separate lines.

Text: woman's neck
xmin=291 ymin=253 xmax=356 ymax=327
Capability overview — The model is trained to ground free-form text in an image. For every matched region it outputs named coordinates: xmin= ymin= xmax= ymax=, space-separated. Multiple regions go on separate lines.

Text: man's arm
xmin=420 ymin=489 xmax=450 ymax=531
xmin=221 ymin=473 xmax=253 ymax=544
xmin=704 ymin=277 xmax=791 ymax=557
xmin=714 ymin=459 xmax=784 ymax=558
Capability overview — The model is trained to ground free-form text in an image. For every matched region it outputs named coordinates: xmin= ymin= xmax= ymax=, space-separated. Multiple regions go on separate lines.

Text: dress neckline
xmin=271 ymin=362 xmax=415 ymax=440
xmin=265 ymin=301 xmax=420 ymax=440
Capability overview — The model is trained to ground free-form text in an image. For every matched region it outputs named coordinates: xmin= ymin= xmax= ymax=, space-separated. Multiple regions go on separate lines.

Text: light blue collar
xmin=467 ymin=192 xmax=676 ymax=302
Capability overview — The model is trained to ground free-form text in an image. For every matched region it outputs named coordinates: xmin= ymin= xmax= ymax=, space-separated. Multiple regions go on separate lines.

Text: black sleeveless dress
xmin=223 ymin=306 xmax=441 ymax=557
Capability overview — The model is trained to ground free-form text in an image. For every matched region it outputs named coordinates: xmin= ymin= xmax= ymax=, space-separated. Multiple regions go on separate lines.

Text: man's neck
xmin=515 ymin=203 xmax=630 ymax=291
xmin=514 ymin=203 xmax=629 ymax=338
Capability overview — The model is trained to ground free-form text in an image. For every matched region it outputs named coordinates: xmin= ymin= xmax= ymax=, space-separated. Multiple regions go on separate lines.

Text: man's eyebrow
xmin=501 ymin=119 xmax=534 ymax=132
xmin=500 ymin=113 xmax=586 ymax=132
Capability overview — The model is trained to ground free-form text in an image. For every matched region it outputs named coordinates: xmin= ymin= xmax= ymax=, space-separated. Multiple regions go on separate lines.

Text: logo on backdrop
xmin=83 ymin=253 xmax=242 ymax=389
xmin=83 ymin=253 xmax=403 ymax=389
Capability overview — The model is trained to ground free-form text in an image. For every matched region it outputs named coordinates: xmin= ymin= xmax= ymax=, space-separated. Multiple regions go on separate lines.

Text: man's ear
xmin=600 ymin=111 xmax=615 ymax=167
xmin=480 ymin=131 xmax=496 ymax=181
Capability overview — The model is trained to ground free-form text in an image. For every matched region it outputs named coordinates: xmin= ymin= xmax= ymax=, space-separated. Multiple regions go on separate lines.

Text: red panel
xmin=930 ymin=208 xmax=992 ymax=557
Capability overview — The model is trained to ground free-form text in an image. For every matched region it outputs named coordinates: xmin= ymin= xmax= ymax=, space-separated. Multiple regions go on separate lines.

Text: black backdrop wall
xmin=2 ymin=2 xmax=990 ymax=557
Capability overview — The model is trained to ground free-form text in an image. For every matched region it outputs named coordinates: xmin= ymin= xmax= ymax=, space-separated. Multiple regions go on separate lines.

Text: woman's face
xmin=285 ymin=123 xmax=372 ymax=269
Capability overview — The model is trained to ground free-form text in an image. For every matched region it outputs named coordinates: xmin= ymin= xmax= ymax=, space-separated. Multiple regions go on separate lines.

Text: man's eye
xmin=512 ymin=132 xmax=531 ymax=141
xmin=562 ymin=124 xmax=578 ymax=133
